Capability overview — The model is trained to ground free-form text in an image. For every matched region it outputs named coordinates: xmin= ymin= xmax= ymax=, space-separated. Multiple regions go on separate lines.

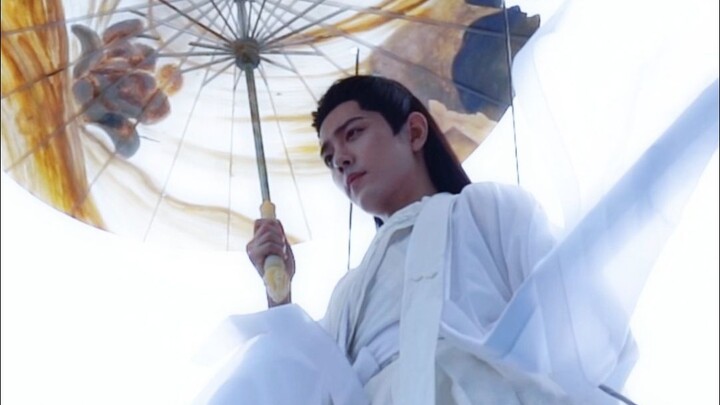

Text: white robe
xmin=197 ymin=78 xmax=718 ymax=403
xmin=197 ymin=183 xmax=634 ymax=405
xmin=322 ymin=182 xmax=608 ymax=404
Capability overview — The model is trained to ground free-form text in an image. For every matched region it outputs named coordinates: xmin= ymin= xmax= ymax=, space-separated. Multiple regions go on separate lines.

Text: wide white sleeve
xmin=445 ymin=78 xmax=717 ymax=404
xmin=443 ymin=182 xmax=637 ymax=404
xmin=444 ymin=182 xmax=557 ymax=329
xmin=193 ymin=305 xmax=369 ymax=405
xmin=483 ymin=182 xmax=558 ymax=290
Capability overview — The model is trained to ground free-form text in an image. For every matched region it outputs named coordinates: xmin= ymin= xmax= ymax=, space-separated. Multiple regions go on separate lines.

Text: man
xmin=234 ymin=75 xmax=635 ymax=404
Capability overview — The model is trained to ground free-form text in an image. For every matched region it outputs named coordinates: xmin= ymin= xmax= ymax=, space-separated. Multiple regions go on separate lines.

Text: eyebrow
xmin=319 ymin=116 xmax=364 ymax=157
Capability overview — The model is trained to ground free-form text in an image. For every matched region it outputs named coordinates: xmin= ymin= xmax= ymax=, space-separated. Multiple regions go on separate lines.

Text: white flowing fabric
xmin=198 ymin=185 xmax=578 ymax=404
xmin=195 ymin=80 xmax=718 ymax=399
xmin=193 ymin=304 xmax=369 ymax=405
xmin=194 ymin=0 xmax=719 ymax=402
xmin=464 ymin=0 xmax=719 ymax=400
xmin=471 ymin=79 xmax=719 ymax=403
xmin=1 ymin=0 xmax=718 ymax=404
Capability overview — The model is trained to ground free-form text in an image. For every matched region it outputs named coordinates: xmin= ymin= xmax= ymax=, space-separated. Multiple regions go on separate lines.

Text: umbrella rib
xmin=0 ymin=62 xmax=64 ymax=100
xmin=5 ymin=23 xmax=192 ymax=169
xmin=128 ymin=1 xmax=229 ymax=50
xmin=257 ymin=64 xmax=314 ymax=240
xmin=259 ymin=56 xmax=298 ymax=74
xmin=153 ymin=0 xmax=238 ymax=71
xmin=0 ymin=0 xmax=188 ymax=36
xmin=209 ymin=0 xmax=240 ymax=39
xmin=250 ymin=0 xmax=269 ymax=39
xmin=126 ymin=0 xmax=225 ymax=56
xmin=1 ymin=0 xmax=212 ymax=100
xmin=247 ymin=0 xmax=254 ymax=38
xmin=157 ymin=0 xmax=232 ymax=44
xmin=501 ymin=1 xmax=521 ymax=185
xmin=257 ymin=0 xmax=325 ymax=45
xmin=203 ymin=59 xmax=237 ymax=87
xmin=121 ymin=0 xmax=210 ymax=43
xmin=188 ymin=41 xmax=232 ymax=52
xmin=178 ymin=55 xmax=235 ymax=74
xmin=70 ymin=85 xmax=173 ymax=218
xmin=142 ymin=63 xmax=217 ymax=243
xmin=263 ymin=49 xmax=321 ymax=56
xmin=4 ymin=74 xmax=126 ymax=174
xmin=293 ymin=0 xmax=533 ymax=41
xmin=4 ymin=5 xmax=227 ymax=172
xmin=216 ymin=0 xmax=239 ymax=38
xmin=159 ymin=51 xmax=232 ymax=58
xmin=227 ymin=66 xmax=240 ymax=250
xmin=0 ymin=0 xmax=201 ymax=38
xmin=163 ymin=0 xmax=235 ymax=43
xmin=73 ymin=129 xmax=256 ymax=240
xmin=262 ymin=7 xmax=347 ymax=49
xmin=6 ymin=3 xmax=239 ymax=227
xmin=144 ymin=1 xmax=231 ymax=71
xmin=253 ymin=0 xmax=286 ymax=43
xmin=308 ymin=43 xmax=354 ymax=77
xmin=256 ymin=0 xmax=345 ymax=50
xmin=266 ymin=0 xmax=506 ymax=107
xmin=105 ymin=0 xmax=228 ymax=64
xmin=264 ymin=38 xmax=317 ymax=51
xmin=233 ymin=67 xmax=245 ymax=90
xmin=254 ymin=0 xmax=298 ymax=42
xmin=68 ymin=136 xmax=120 ymax=218
xmin=281 ymin=53 xmax=318 ymax=103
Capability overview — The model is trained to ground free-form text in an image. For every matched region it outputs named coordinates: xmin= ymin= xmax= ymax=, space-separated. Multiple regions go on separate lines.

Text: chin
xmin=352 ymin=191 xmax=386 ymax=218
xmin=353 ymin=199 xmax=374 ymax=216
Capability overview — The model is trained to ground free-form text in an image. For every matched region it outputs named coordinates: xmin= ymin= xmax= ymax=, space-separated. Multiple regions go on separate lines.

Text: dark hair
xmin=312 ymin=75 xmax=471 ymax=195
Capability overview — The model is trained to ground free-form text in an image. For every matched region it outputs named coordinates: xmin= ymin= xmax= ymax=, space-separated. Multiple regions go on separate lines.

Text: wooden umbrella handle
xmin=260 ymin=201 xmax=290 ymax=303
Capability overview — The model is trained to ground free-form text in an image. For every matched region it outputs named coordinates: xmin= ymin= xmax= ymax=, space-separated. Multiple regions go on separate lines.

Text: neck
xmin=377 ymin=176 xmax=437 ymax=222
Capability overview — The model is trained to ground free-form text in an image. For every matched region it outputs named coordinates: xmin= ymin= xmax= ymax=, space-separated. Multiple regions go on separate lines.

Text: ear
xmin=406 ymin=111 xmax=429 ymax=152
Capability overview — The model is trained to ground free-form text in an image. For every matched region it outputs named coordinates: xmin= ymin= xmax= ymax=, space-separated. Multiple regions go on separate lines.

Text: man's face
xmin=318 ymin=101 xmax=425 ymax=219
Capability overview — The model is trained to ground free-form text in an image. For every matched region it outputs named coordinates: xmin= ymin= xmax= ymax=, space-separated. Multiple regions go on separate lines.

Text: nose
xmin=332 ymin=147 xmax=352 ymax=172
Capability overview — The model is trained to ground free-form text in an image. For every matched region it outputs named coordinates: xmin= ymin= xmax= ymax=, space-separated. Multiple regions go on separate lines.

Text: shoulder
xmin=459 ymin=181 xmax=533 ymax=199
xmin=455 ymin=182 xmax=540 ymax=215
xmin=451 ymin=182 xmax=552 ymax=244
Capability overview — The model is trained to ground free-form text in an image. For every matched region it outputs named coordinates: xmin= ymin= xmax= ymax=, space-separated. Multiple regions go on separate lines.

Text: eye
xmin=346 ymin=126 xmax=363 ymax=139
xmin=322 ymin=153 xmax=333 ymax=168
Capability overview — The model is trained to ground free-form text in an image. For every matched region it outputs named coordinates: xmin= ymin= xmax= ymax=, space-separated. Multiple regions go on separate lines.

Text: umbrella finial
xmin=233 ymin=38 xmax=261 ymax=69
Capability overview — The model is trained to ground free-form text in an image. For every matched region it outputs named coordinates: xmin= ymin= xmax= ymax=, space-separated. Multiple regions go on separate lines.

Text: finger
xmin=252 ymin=228 xmax=287 ymax=248
xmin=253 ymin=219 xmax=284 ymax=237
xmin=248 ymin=237 xmax=287 ymax=263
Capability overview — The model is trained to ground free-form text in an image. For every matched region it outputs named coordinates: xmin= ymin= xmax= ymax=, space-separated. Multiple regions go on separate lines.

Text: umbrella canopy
xmin=1 ymin=0 xmax=539 ymax=251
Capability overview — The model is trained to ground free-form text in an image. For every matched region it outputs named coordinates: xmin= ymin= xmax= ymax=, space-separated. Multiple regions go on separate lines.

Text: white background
xmin=2 ymin=0 xmax=719 ymax=402
xmin=2 ymin=152 xmax=717 ymax=404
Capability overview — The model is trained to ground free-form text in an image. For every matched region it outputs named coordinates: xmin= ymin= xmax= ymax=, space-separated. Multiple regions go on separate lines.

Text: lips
xmin=345 ymin=172 xmax=365 ymax=191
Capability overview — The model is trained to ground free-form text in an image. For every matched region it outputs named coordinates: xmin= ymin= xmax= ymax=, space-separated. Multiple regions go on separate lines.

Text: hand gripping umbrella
xmin=232 ymin=18 xmax=289 ymax=302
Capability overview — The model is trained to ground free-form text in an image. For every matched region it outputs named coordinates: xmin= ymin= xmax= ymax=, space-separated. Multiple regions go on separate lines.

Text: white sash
xmin=393 ymin=193 xmax=455 ymax=405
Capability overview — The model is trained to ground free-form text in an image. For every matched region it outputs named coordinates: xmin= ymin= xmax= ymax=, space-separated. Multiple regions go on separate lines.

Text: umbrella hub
xmin=232 ymin=38 xmax=260 ymax=69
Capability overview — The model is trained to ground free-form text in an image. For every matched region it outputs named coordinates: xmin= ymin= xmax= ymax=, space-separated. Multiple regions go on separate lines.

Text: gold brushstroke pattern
xmin=1 ymin=0 xmax=103 ymax=226
xmin=0 ymin=0 xmax=509 ymax=250
xmin=296 ymin=0 xmax=429 ymax=42
xmin=368 ymin=0 xmax=499 ymax=160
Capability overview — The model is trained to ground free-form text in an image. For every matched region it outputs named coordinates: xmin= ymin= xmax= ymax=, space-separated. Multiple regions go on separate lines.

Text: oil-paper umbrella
xmin=1 ymin=0 xmax=536 ymax=258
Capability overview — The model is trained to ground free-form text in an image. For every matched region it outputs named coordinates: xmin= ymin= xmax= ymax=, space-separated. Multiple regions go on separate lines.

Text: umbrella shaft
xmin=244 ymin=67 xmax=271 ymax=202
